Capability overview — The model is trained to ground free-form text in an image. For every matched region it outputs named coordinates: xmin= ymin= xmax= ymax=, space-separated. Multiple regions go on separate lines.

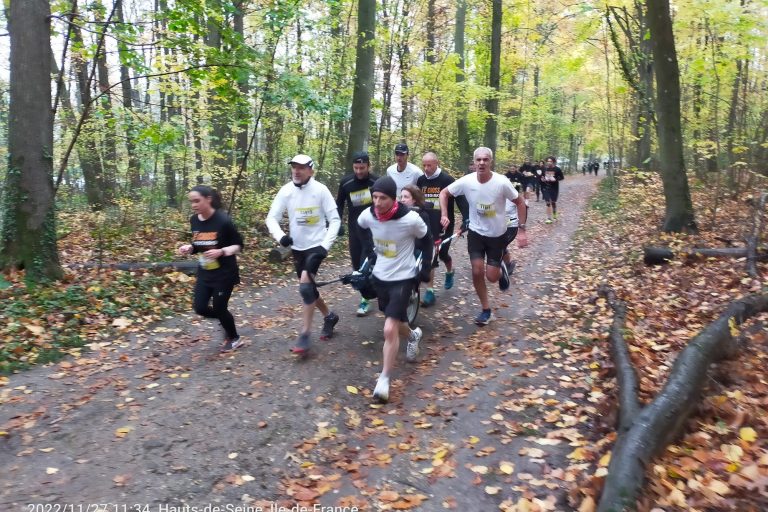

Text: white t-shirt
xmin=386 ymin=162 xmax=423 ymax=198
xmin=266 ymin=178 xmax=341 ymax=251
xmin=446 ymin=172 xmax=518 ymax=237
xmin=357 ymin=208 xmax=427 ymax=282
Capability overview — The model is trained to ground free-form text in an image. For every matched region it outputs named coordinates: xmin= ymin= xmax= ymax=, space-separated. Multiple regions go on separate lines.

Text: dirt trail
xmin=1 ymin=175 xmax=600 ymax=511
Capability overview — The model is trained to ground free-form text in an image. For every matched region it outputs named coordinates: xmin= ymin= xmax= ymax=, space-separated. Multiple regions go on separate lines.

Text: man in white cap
xmin=266 ymin=154 xmax=341 ymax=355
xmin=386 ymin=143 xmax=423 ymax=198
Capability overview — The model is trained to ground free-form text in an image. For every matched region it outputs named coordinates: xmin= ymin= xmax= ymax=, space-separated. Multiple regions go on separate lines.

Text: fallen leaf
xmin=739 ymin=427 xmax=757 ymax=443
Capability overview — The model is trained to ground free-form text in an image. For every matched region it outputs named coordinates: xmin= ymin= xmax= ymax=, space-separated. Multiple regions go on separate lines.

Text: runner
xmin=357 ymin=176 xmax=433 ymax=403
xmin=401 ymin=184 xmax=442 ymax=247
xmin=439 ymin=147 xmax=528 ymax=326
xmin=519 ymin=160 xmax=536 ymax=203
xmin=336 ymin=151 xmax=378 ymax=316
xmin=416 ymin=152 xmax=469 ymax=306
xmin=265 ymin=154 xmax=341 ymax=355
xmin=177 ymin=185 xmax=245 ymax=352
xmin=386 ymin=143 xmax=423 ymax=198
xmin=540 ymin=156 xmax=565 ymax=224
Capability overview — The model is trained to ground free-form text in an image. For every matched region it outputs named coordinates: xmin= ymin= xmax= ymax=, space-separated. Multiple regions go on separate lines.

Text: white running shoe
xmin=373 ymin=375 xmax=390 ymax=403
xmin=406 ymin=327 xmax=423 ymax=362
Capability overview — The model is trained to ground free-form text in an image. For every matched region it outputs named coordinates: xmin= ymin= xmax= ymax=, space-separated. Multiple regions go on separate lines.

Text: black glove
xmin=338 ymin=225 xmax=346 ymax=237
xmin=419 ymin=263 xmax=432 ymax=283
xmin=461 ymin=219 xmax=470 ymax=232
xmin=279 ymin=235 xmax=293 ymax=247
xmin=341 ymin=274 xmax=353 ymax=285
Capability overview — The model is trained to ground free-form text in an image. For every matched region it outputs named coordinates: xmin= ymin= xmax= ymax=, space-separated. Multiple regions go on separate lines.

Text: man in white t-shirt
xmin=266 ymin=154 xmax=341 ymax=355
xmin=439 ymin=147 xmax=528 ymax=326
xmin=357 ymin=176 xmax=432 ymax=403
xmin=386 ymin=143 xmax=423 ymax=198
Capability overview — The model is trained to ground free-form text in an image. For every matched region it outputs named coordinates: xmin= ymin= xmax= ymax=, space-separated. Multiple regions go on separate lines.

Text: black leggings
xmin=193 ymin=280 xmax=238 ymax=339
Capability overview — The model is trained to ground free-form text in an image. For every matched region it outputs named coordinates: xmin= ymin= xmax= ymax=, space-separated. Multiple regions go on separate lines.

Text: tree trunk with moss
xmin=0 ymin=0 xmax=63 ymax=282
xmin=346 ymin=0 xmax=376 ymax=164
xmin=647 ymin=0 xmax=697 ymax=232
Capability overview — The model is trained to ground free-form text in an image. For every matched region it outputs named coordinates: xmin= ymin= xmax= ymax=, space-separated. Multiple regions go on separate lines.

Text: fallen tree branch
xmin=746 ymin=191 xmax=767 ymax=278
xmin=643 ymin=245 xmax=767 ymax=265
xmin=597 ymin=293 xmax=768 ymax=512
xmin=67 ymin=261 xmax=197 ymax=275
xmin=597 ymin=284 xmax=641 ymax=433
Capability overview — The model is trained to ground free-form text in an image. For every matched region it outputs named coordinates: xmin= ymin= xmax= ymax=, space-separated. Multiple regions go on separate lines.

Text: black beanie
xmin=371 ymin=176 xmax=397 ymax=200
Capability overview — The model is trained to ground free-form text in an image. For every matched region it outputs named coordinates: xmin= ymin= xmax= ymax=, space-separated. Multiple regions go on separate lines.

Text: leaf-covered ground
xmin=0 ymin=207 xmax=295 ymax=373
xmin=1 ymin=173 xmax=765 ymax=511
xmin=540 ymin=174 xmax=768 ymax=511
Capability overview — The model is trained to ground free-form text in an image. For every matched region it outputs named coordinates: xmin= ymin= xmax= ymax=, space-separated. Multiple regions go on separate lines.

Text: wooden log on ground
xmin=597 ymin=285 xmax=640 ymax=433
xmin=268 ymin=246 xmax=292 ymax=263
xmin=68 ymin=261 xmax=198 ymax=275
xmin=643 ymin=245 xmax=767 ymax=265
xmin=597 ymin=293 xmax=768 ymax=512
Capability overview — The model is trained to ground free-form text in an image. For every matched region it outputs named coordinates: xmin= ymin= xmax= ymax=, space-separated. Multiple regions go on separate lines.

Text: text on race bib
xmin=295 ymin=206 xmax=320 ymax=225
xmin=476 ymin=203 xmax=496 ymax=218
xmin=349 ymin=188 xmax=372 ymax=207
xmin=374 ymin=238 xmax=397 ymax=258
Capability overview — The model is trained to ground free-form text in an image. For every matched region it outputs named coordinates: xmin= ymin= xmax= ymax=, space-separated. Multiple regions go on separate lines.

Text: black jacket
xmin=336 ymin=172 xmax=378 ymax=225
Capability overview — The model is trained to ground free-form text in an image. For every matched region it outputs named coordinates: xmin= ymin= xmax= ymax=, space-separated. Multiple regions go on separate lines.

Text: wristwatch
xmin=518 ymin=224 xmax=526 ymax=229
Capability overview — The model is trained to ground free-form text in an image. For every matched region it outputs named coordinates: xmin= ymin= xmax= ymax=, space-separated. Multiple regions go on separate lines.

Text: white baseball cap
xmin=288 ymin=154 xmax=314 ymax=168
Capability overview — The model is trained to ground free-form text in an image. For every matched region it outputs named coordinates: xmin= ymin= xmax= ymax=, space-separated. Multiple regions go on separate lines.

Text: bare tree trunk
xmin=206 ymin=5 xmax=230 ymax=191
xmin=483 ymin=0 xmax=502 ymax=153
xmin=233 ymin=1 xmax=249 ymax=183
xmin=647 ymin=0 xmax=697 ymax=232
xmin=375 ymin=0 xmax=395 ymax=171
xmin=345 ymin=0 xmax=376 ymax=164
xmin=115 ymin=0 xmax=142 ymax=193
xmin=454 ymin=0 xmax=471 ymax=171
xmin=0 ymin=0 xmax=63 ymax=281
xmin=70 ymin=10 xmax=105 ymax=209
xmin=398 ymin=1 xmax=413 ymax=140
xmin=94 ymin=0 xmax=118 ymax=203
xmin=425 ymin=0 xmax=436 ymax=65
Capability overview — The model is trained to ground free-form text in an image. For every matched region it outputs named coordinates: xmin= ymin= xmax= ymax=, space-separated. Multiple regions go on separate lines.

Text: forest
xmin=0 ymin=0 xmax=767 ymax=511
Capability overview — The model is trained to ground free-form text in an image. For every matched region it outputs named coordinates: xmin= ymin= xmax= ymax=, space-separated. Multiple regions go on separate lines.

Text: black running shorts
xmin=467 ymin=229 xmax=511 ymax=268
xmin=292 ymin=246 xmax=326 ymax=279
xmin=372 ymin=277 xmax=415 ymax=322
xmin=542 ymin=187 xmax=559 ymax=203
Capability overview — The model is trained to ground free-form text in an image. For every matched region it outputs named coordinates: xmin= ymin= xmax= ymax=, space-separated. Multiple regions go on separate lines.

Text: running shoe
xmin=474 ymin=309 xmax=494 ymax=326
xmin=373 ymin=375 xmax=390 ymax=403
xmin=421 ymin=288 xmax=436 ymax=307
xmin=406 ymin=327 xmax=423 ymax=362
xmin=444 ymin=271 xmax=455 ymax=290
xmin=291 ymin=332 xmax=311 ymax=354
xmin=220 ymin=335 xmax=243 ymax=352
xmin=356 ymin=299 xmax=370 ymax=317
xmin=499 ymin=263 xmax=510 ymax=291
xmin=553 ymin=212 xmax=559 ymax=219
xmin=320 ymin=312 xmax=339 ymax=340
xmin=545 ymin=218 xmax=553 ymax=224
